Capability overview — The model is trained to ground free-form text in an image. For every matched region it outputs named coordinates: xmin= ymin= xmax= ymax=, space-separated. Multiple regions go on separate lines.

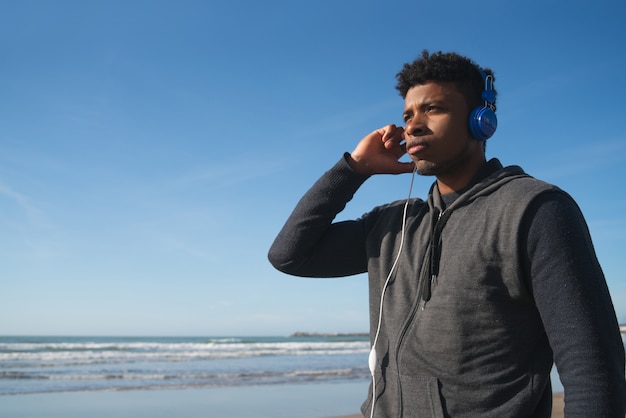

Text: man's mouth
xmin=406 ymin=140 xmax=428 ymax=155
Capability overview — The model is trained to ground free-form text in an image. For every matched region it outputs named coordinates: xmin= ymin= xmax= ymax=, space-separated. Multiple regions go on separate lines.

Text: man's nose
xmin=405 ymin=116 xmax=425 ymax=137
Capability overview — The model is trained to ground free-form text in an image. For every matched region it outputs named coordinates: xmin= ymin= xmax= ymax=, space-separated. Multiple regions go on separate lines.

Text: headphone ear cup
xmin=469 ymin=106 xmax=498 ymax=141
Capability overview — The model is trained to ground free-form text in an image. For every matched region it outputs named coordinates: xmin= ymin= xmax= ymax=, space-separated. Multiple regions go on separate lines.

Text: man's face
xmin=403 ymin=81 xmax=483 ymax=183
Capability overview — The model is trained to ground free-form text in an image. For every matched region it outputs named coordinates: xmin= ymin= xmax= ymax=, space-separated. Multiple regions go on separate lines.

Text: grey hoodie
xmin=269 ymin=156 xmax=626 ymax=417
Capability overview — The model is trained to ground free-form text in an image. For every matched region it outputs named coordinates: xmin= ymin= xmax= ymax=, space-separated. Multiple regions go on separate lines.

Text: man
xmin=268 ymin=50 xmax=626 ymax=417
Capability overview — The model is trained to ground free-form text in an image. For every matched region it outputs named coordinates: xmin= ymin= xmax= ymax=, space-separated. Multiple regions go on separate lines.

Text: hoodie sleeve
xmin=524 ymin=191 xmax=626 ymax=416
xmin=268 ymin=153 xmax=373 ymax=278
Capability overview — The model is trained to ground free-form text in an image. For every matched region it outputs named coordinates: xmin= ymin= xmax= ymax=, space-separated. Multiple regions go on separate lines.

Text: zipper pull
xmin=422 ymin=273 xmax=432 ymax=302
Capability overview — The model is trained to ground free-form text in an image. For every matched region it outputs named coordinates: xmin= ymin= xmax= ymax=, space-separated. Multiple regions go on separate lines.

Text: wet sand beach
xmin=3 ymin=388 xmax=624 ymax=417
xmin=0 ymin=382 xmax=368 ymax=418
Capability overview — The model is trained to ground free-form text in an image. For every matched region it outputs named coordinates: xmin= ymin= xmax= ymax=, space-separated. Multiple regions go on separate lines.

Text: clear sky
xmin=1 ymin=0 xmax=625 ymax=336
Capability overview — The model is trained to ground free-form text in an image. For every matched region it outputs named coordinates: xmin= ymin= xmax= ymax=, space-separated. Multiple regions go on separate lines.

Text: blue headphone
xmin=468 ymin=69 xmax=497 ymax=141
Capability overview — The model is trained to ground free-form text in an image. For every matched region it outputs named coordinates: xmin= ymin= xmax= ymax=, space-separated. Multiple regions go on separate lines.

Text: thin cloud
xmin=0 ymin=181 xmax=45 ymax=222
xmin=297 ymin=99 xmax=400 ymax=140
xmin=166 ymin=156 xmax=292 ymax=190
xmin=523 ymin=137 xmax=626 ymax=181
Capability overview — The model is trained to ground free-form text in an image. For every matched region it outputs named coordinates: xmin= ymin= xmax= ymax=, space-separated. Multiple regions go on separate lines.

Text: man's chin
xmin=415 ymin=162 xmax=439 ymax=176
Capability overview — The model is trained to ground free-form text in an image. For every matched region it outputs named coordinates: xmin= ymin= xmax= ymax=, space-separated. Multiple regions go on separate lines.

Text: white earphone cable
xmin=369 ymin=167 xmax=416 ymax=418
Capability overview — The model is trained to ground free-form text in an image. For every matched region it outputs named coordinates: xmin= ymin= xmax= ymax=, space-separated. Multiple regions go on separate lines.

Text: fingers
xmin=394 ymin=161 xmax=416 ymax=174
xmin=349 ymin=125 xmax=411 ymax=175
xmin=381 ymin=124 xmax=405 ymax=152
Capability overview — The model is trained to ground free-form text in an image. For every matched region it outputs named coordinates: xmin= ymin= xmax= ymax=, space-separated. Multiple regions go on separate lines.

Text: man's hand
xmin=347 ymin=124 xmax=415 ymax=175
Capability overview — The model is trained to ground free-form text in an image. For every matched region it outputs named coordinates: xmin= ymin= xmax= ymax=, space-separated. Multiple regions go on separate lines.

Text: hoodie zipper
xmin=393 ymin=248 xmax=428 ymax=416
xmin=393 ymin=206 xmax=446 ymax=415
xmin=396 ymin=206 xmax=445 ymax=356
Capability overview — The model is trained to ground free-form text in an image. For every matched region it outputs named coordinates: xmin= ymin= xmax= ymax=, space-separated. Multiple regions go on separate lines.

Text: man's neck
xmin=436 ymin=157 xmax=487 ymax=194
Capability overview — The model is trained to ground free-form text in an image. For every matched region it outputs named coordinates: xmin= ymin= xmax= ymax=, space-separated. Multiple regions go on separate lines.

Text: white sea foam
xmin=0 ymin=336 xmax=372 ymax=395
xmin=0 ymin=341 xmax=369 ymax=363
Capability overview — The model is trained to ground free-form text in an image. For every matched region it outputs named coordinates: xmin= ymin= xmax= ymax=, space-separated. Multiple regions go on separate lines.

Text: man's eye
xmin=403 ymin=115 xmax=412 ymax=123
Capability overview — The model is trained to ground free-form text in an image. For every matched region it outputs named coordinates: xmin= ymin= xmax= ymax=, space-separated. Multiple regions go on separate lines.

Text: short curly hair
xmin=396 ymin=50 xmax=496 ymax=111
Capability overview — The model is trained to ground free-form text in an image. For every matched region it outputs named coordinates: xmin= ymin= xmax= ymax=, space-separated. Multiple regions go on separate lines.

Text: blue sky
xmin=1 ymin=0 xmax=625 ymax=336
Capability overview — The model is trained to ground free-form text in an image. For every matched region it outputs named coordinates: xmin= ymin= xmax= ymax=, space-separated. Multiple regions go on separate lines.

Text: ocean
xmin=1 ymin=335 xmax=625 ymax=418
xmin=2 ymin=334 xmax=624 ymax=397
xmin=0 ymin=335 xmax=371 ymax=396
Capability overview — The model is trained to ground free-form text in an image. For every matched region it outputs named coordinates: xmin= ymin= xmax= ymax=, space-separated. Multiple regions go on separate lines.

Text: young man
xmin=268 ymin=51 xmax=626 ymax=417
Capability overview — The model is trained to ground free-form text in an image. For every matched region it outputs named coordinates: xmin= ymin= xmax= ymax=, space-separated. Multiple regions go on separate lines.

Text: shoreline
xmin=0 ymin=387 xmax=566 ymax=418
